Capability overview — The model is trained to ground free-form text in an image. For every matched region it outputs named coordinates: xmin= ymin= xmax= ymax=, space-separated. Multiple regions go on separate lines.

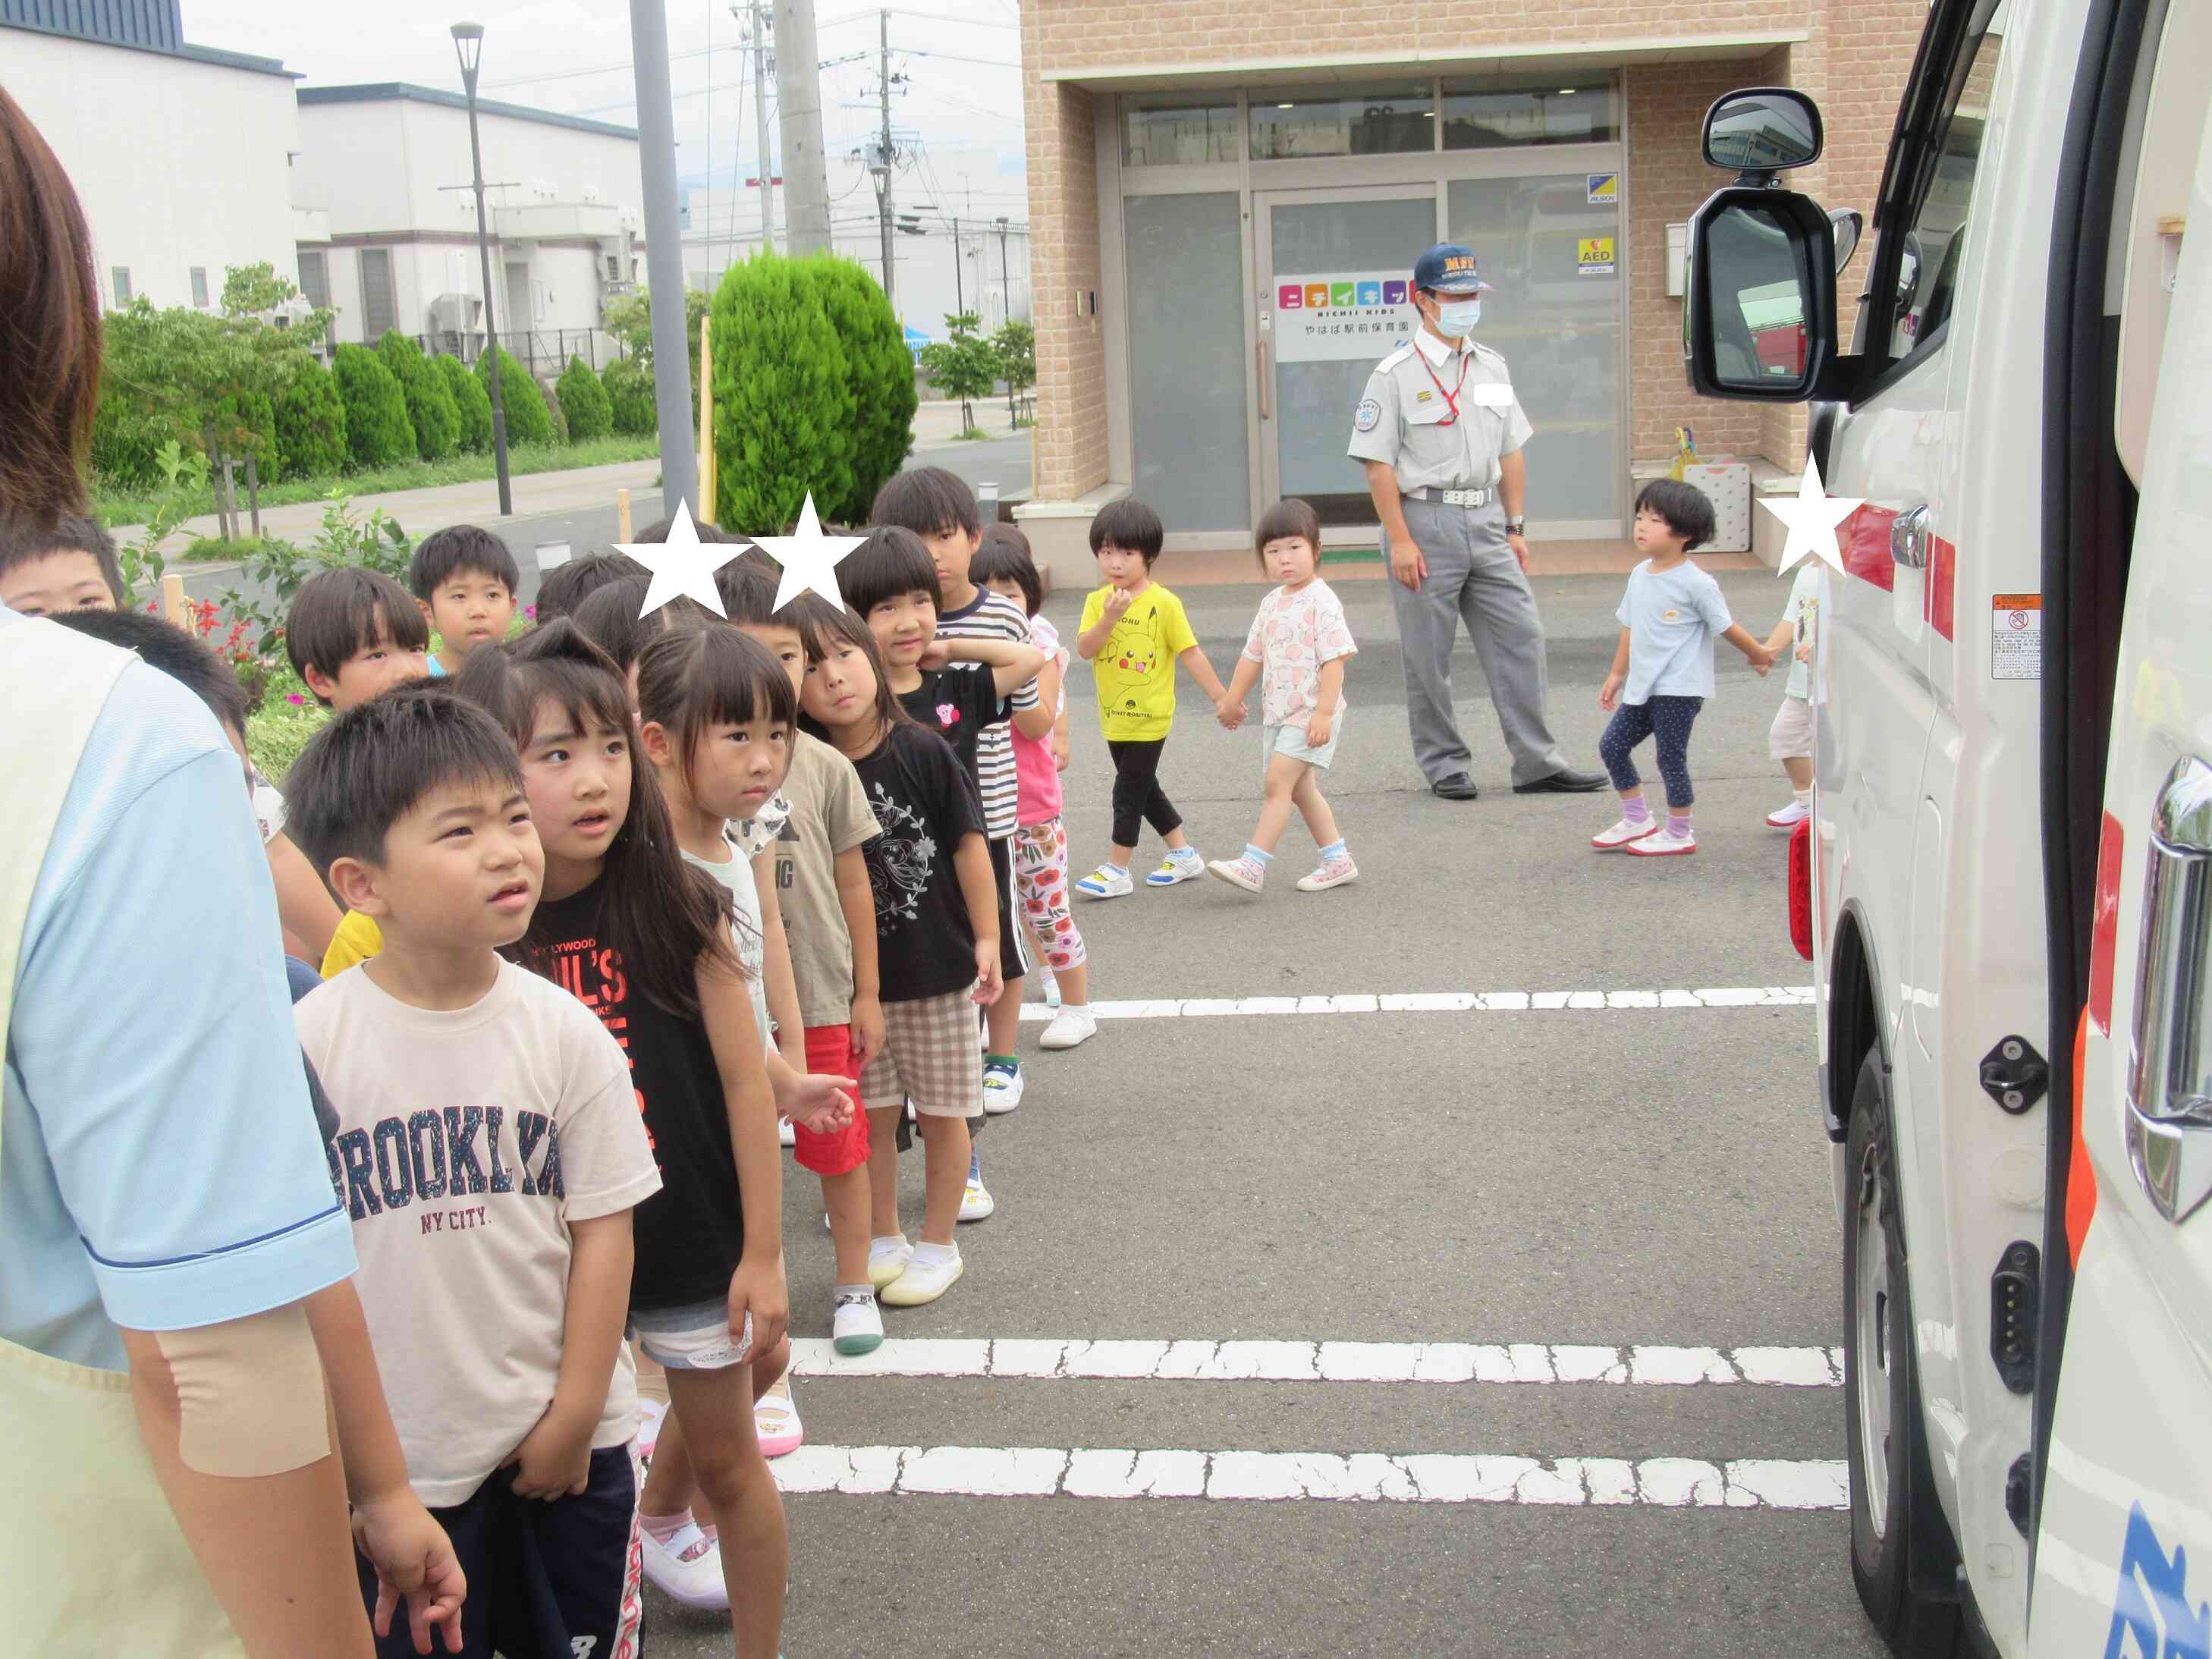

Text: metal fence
xmin=408 ymin=328 xmax=628 ymax=378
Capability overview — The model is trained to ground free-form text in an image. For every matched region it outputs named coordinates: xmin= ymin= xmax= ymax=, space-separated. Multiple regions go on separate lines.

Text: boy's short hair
xmin=837 ymin=524 xmax=941 ymax=618
xmin=715 ymin=562 xmax=786 ymax=630
xmin=1632 ymin=479 xmax=1718 ymax=554
xmin=286 ymin=567 xmax=430 ymax=699
xmin=970 ymin=527 xmax=1043 ymax=618
xmin=49 ymin=607 xmax=246 ymax=738
xmin=570 ymin=574 xmax=715 ymax=672
xmin=0 ymin=511 xmax=124 ymax=602
xmin=284 ymin=682 xmax=524 ymax=878
xmin=535 ymin=551 xmax=646 ymax=625
xmin=409 ymin=523 xmax=520 ymax=599
xmin=1089 ymin=498 xmax=1165 ymax=564
xmin=630 ymin=515 xmax=750 ymax=545
xmin=870 ymin=466 xmax=979 ymax=541
xmin=1253 ymin=498 xmax=1323 ymax=566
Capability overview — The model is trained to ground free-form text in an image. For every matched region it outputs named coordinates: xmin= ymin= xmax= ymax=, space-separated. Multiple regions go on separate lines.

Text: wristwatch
xmin=1504 ymin=517 xmax=1526 ymax=536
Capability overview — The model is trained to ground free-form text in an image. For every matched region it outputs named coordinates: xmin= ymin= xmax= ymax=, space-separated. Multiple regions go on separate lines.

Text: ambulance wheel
xmin=1843 ymin=1051 xmax=1962 ymax=1656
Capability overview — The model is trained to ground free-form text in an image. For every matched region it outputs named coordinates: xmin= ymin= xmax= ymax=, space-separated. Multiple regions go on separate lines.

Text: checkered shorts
xmin=860 ymin=988 xmax=984 ymax=1118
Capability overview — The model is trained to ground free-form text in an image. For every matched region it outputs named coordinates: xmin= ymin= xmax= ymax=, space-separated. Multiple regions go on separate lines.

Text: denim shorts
xmin=629 ymin=1304 xmax=754 ymax=1372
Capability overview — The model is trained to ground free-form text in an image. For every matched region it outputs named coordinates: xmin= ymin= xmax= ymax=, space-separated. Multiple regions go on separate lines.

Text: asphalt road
xmin=646 ymin=567 xmax=1889 ymax=1659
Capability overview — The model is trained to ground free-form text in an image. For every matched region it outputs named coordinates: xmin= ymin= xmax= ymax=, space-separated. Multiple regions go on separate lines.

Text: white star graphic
xmin=1758 ymin=457 xmax=1864 ymax=576
xmin=747 ymin=493 xmax=867 ymax=614
xmin=617 ymin=500 xmax=744 ymax=620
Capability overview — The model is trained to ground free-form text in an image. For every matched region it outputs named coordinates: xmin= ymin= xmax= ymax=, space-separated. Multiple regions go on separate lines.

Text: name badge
xmin=1466 ymin=385 xmax=1515 ymax=410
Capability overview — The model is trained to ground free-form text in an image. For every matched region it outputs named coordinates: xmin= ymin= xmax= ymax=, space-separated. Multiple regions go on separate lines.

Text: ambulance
xmin=1681 ymin=0 xmax=2210 ymax=1653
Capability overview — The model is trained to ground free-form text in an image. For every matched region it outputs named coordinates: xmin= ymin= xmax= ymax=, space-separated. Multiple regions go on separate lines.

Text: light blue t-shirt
xmin=2 ymin=608 xmax=357 ymax=1372
xmin=1617 ymin=558 xmax=1734 ymax=704
xmin=425 ymin=655 xmax=448 ymax=678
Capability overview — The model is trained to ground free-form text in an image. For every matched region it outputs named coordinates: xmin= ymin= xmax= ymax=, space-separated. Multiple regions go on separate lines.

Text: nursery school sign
xmin=1274 ymin=272 xmax=1419 ymax=363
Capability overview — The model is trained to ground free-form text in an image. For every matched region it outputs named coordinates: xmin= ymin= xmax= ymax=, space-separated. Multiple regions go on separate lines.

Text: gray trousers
xmin=1392 ymin=497 xmax=1567 ymax=787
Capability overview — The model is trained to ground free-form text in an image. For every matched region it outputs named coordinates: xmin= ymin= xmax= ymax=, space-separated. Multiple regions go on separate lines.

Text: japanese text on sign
xmin=1273 ymin=270 xmax=1418 ymax=363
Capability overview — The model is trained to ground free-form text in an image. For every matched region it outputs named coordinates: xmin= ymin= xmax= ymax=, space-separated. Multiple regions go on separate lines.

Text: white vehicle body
xmin=1686 ymin=1 xmax=2212 ymax=1653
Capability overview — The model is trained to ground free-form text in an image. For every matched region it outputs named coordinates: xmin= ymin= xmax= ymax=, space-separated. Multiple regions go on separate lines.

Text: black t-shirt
xmin=897 ymin=665 xmax=1005 ymax=790
xmin=850 ymin=721 xmax=989 ymax=1003
xmin=524 ymin=880 xmax=743 ymax=1312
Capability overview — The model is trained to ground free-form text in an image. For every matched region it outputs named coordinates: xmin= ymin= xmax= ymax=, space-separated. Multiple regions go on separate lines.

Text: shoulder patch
xmin=1355 ymin=397 xmax=1383 ymax=433
xmin=1376 ymin=343 xmax=1416 ymax=372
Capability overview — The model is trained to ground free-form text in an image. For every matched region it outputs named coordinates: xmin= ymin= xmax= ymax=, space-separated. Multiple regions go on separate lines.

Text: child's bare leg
xmin=916 ymin=1113 xmax=971 ymax=1246
xmin=641 ymin=1343 xmax=790 ymax=1531
xmin=1251 ymin=756 xmax=1304 ymax=853
xmin=822 ymin=1165 xmax=872 ymax=1285
xmin=1051 ymin=960 xmax=1090 ymax=1004
xmin=865 ymin=1104 xmax=903 ymax=1239
xmin=985 ymin=976 xmax=1022 ymax=1055
xmin=1162 ymin=827 xmax=1191 ymax=851
xmin=662 ymin=1357 xmax=789 ymax=1659
xmin=1290 ymin=765 xmax=1341 ymax=849
xmin=1108 ymin=840 xmax=1136 ymax=867
xmin=1782 ymin=756 xmax=1812 ymax=789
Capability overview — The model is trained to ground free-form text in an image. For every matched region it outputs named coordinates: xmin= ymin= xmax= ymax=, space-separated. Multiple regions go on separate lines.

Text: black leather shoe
xmin=1513 ymin=768 xmax=1607 ymax=794
xmin=1430 ymin=772 xmax=1479 ymax=800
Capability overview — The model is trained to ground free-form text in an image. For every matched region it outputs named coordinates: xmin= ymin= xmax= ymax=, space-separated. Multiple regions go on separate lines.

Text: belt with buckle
xmin=1407 ymin=486 xmax=1492 ymax=507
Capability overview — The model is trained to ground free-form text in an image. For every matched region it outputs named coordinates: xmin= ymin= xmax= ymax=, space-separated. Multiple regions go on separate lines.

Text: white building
xmin=2 ymin=2 xmax=304 ymax=315
xmin=292 ymin=85 xmax=646 ymax=376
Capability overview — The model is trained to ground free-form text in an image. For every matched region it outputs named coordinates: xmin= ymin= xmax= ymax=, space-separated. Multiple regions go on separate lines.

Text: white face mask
xmin=1435 ymin=297 xmax=1482 ymax=335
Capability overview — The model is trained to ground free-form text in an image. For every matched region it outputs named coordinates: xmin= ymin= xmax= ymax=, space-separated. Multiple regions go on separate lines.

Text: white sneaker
xmin=1075 ymin=865 xmax=1133 ymax=899
xmin=982 ymin=1061 xmax=1024 ymax=1114
xmin=1040 ymin=966 xmax=1061 ymax=1009
xmin=1626 ymin=826 xmax=1698 ymax=856
xmin=640 ymin=1519 xmax=728 ymax=1610
xmin=1146 ymin=851 xmax=1204 ymax=886
xmin=868 ymin=1234 xmax=914 ymax=1289
xmin=1591 ymin=817 xmax=1660 ymax=851
xmin=1205 ymin=855 xmax=1266 ymax=894
xmin=1038 ymin=1005 xmax=1097 ymax=1050
xmin=1295 ymin=856 xmax=1358 ymax=892
xmin=778 ymin=1117 xmax=797 ymax=1147
xmin=832 ymin=1288 xmax=884 ymax=1355
xmin=959 ymin=1174 xmax=995 ymax=1221
xmin=1765 ymin=799 xmax=1811 ymax=828
xmin=881 ymin=1248 xmax=964 ymax=1306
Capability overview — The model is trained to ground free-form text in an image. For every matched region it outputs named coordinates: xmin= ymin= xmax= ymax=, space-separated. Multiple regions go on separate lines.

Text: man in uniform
xmin=1348 ymin=243 xmax=1604 ymax=800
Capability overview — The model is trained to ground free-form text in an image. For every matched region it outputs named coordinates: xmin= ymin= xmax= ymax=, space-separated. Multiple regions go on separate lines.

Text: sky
xmin=178 ymin=0 xmax=1029 ymax=223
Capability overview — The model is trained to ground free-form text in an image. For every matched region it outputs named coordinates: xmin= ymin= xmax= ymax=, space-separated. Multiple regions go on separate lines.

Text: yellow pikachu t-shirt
xmin=320 ymin=909 xmax=385 ymax=978
xmin=1080 ymin=582 xmax=1198 ymax=743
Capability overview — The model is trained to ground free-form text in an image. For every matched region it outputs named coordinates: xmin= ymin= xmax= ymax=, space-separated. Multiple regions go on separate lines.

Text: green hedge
xmin=272 ymin=353 xmax=348 ymax=479
xmin=331 ymin=344 xmax=416 ymax=470
xmin=475 ymin=347 xmax=555 ymax=446
xmin=436 ymin=353 xmax=495 ymax=452
xmin=209 ymin=387 xmax=280 ymax=485
xmin=709 ymin=253 xmax=853 ymax=531
xmin=808 ymin=256 xmax=916 ymax=524
xmin=378 ymin=331 xmax=462 ymax=461
xmin=602 ymin=357 xmax=657 ymax=436
xmin=556 ymin=355 xmax=614 ymax=441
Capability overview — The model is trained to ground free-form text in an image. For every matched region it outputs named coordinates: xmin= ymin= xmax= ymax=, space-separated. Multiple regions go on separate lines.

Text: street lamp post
xmin=452 ymin=21 xmax=512 ymax=517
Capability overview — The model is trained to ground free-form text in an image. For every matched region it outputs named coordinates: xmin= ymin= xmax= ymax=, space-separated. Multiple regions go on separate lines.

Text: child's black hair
xmin=451 ymin=619 xmax=737 ymax=1016
xmin=1089 ymin=498 xmax=1165 ymax=564
xmin=0 ymin=511 xmax=124 ymax=602
xmin=409 ymin=523 xmax=520 ymax=600
xmin=636 ymin=625 xmax=798 ymax=808
xmin=971 ymin=526 xmax=1043 ymax=618
xmin=286 ymin=567 xmax=430 ymax=703
xmin=283 ymin=681 xmax=523 ymax=879
xmin=1632 ymin=479 xmax=1718 ymax=554
xmin=49 ymin=607 xmax=246 ymax=738
xmin=791 ymin=593 xmax=911 ymax=745
xmin=836 ymin=524 xmax=942 ymax=619
xmin=536 ymin=552 xmax=646 ymax=625
xmin=630 ymin=515 xmax=751 ymax=545
xmin=1253 ymin=498 xmax=1323 ymax=568
xmin=570 ymin=574 xmax=716 ymax=674
xmin=715 ymin=561 xmax=786 ymax=630
xmin=870 ymin=465 xmax=979 ymax=541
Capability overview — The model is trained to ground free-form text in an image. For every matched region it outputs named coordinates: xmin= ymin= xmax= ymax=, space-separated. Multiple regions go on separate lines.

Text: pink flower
xmin=937 ymin=703 xmax=960 ymax=727
xmin=526 ymin=605 xmax=537 ymax=620
xmin=287 ymin=693 xmax=306 ymax=705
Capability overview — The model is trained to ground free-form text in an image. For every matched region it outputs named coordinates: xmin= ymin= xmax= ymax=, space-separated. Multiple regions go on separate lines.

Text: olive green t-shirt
xmin=771 ymin=731 xmax=883 ymax=1029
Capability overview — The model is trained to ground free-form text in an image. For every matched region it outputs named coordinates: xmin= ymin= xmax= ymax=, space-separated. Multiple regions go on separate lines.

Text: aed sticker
xmin=1356 ymin=397 xmax=1382 ymax=433
xmin=1992 ymin=593 xmax=2042 ymax=680
xmin=1586 ymin=173 xmax=1619 ymax=205
xmin=1578 ymin=236 xmax=1616 ymax=275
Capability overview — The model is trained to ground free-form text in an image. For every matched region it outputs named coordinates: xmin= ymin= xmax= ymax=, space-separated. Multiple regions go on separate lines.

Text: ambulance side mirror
xmin=1682 ymin=187 xmax=1840 ymax=403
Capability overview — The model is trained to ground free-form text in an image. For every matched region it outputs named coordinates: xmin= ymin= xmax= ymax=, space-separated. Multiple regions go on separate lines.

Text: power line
xmin=895 ymin=46 xmax=1019 ymax=68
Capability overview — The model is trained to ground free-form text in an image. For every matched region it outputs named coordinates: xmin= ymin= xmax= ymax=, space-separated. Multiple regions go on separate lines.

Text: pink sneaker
xmin=1591 ymin=817 xmax=1659 ymax=850
xmin=1205 ymin=855 xmax=1267 ymax=894
xmin=1295 ymin=856 xmax=1358 ymax=892
xmin=754 ymin=1375 xmax=803 ymax=1459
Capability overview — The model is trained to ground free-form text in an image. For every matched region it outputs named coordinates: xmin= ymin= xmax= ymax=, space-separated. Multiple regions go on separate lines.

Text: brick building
xmin=1010 ymin=0 xmax=1928 ymax=573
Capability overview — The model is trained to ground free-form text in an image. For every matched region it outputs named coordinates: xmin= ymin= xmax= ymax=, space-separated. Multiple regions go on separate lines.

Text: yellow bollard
xmin=616 ymin=487 xmax=632 ymax=544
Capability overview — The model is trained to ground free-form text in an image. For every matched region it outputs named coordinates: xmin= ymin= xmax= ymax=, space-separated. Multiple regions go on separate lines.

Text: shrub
xmin=272 ymin=352 xmax=348 ymax=479
xmin=208 ymin=387 xmax=280 ymax=485
xmin=809 ymin=257 xmax=916 ymax=523
xmin=475 ymin=346 xmax=555 ymax=446
xmin=556 ymin=355 xmax=614 ymax=441
xmin=602 ymin=357 xmax=657 ymax=436
xmin=378 ymin=331 xmax=462 ymax=461
xmin=709 ymin=253 xmax=852 ymax=532
xmin=435 ymin=353 xmax=494 ymax=452
xmin=331 ymin=344 xmax=416 ymax=469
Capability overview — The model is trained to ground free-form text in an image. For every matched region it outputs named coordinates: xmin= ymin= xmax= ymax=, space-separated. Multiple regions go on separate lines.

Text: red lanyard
xmin=1419 ymin=347 xmax=1471 ymax=426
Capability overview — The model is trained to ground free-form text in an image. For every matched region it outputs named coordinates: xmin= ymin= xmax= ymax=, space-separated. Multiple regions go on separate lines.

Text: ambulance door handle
xmin=1256 ymin=340 xmax=1271 ymax=420
xmin=2125 ymin=754 xmax=2212 ymax=1223
xmin=1890 ymin=503 xmax=1931 ymax=569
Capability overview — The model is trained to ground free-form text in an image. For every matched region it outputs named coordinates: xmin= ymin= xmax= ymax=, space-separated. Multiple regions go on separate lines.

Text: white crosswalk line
xmin=1018 ymin=986 xmax=1816 ymax=1020
xmin=787 ymin=1336 xmax=1843 ymax=1386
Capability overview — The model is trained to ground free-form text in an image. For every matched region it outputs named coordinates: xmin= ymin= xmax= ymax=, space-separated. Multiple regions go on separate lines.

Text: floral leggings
xmin=1012 ymin=818 xmax=1088 ymax=971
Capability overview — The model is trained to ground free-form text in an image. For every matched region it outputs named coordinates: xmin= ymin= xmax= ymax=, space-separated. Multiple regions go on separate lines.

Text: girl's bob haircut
xmin=634 ymin=624 xmax=800 ymax=807
xmin=1253 ymin=498 xmax=1323 ymax=568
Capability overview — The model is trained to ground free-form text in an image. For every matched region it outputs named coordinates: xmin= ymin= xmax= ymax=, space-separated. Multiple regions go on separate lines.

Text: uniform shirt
xmin=1079 ymin=581 xmax=1199 ymax=743
xmin=933 ymin=589 xmax=1038 ymax=840
xmin=769 ymin=734 xmax=882 ymax=1029
xmin=1242 ymin=580 xmax=1358 ymax=728
xmin=850 ymin=722 xmax=988 ymax=1004
xmin=1617 ymin=558 xmax=1735 ymax=704
xmin=1780 ymin=563 xmax=1821 ymax=701
xmin=297 ymin=960 xmax=660 ymax=1507
xmin=2 ymin=611 xmax=356 ymax=1372
xmin=1346 ymin=328 xmax=1534 ymax=493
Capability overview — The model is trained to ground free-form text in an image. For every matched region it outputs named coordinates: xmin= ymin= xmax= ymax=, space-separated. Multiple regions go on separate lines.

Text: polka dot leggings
xmin=1598 ymin=694 xmax=1705 ymax=807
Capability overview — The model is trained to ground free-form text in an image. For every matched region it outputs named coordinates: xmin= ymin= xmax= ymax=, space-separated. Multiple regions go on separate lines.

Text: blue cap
xmin=1412 ymin=244 xmax=1492 ymax=295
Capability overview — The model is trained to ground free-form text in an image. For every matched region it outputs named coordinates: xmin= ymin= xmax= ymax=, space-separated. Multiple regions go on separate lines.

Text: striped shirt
xmin=934 ymin=587 xmax=1038 ymax=840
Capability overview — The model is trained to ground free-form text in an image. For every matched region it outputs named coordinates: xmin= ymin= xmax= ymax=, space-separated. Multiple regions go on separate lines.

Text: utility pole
xmin=951 ymin=215 xmax=963 ymax=319
xmin=874 ymin=8 xmax=894 ymax=306
xmin=629 ymin=0 xmax=699 ymax=517
xmin=450 ymin=24 xmax=511 ymax=516
xmin=994 ymin=215 xmax=1010 ymax=324
xmin=774 ymin=0 xmax=831 ymax=253
xmin=747 ymin=0 xmax=775 ymax=253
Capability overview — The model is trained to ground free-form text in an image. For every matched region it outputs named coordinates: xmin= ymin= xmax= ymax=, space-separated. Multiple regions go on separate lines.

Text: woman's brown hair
xmin=0 ymin=89 xmax=102 ymax=520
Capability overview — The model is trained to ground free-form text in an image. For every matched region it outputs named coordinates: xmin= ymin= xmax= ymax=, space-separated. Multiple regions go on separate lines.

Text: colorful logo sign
xmin=1305 ymin=283 xmax=1330 ymax=308
xmin=1578 ymin=235 xmax=1617 ymax=275
xmin=1356 ymin=281 xmax=1382 ymax=306
xmin=1331 ymin=281 xmax=1356 ymax=307
xmin=1384 ymin=280 xmax=1407 ymax=305
xmin=1586 ymin=172 xmax=1619 ymax=204
xmin=1278 ymin=284 xmax=1304 ymax=309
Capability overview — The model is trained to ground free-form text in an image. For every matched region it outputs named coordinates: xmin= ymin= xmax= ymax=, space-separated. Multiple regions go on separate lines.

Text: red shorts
xmin=795 ymin=1024 xmax=871 ymax=1177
